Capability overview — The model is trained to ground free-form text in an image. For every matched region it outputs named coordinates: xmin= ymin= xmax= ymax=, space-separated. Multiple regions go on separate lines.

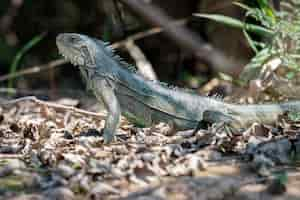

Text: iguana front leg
xmin=94 ymin=79 xmax=121 ymax=143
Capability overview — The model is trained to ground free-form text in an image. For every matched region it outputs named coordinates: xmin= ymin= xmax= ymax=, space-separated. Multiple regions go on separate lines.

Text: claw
xmin=102 ymin=130 xmax=115 ymax=144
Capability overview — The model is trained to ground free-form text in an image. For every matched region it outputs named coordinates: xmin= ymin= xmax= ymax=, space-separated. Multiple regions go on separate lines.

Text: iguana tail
xmin=227 ymin=101 xmax=300 ymax=126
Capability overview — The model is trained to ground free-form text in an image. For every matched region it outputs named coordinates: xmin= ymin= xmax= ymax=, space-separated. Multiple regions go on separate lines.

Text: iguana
xmin=56 ymin=33 xmax=300 ymax=143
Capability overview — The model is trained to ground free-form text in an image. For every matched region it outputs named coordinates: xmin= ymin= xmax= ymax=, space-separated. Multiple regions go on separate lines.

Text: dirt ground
xmin=0 ymin=96 xmax=299 ymax=200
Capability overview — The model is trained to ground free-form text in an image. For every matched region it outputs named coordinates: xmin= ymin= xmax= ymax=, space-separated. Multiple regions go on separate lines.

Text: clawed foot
xmin=102 ymin=130 xmax=115 ymax=144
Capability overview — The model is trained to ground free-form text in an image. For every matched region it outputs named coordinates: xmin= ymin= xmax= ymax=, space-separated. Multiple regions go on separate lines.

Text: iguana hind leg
xmin=192 ymin=120 xmax=209 ymax=134
xmin=200 ymin=110 xmax=240 ymax=129
xmin=192 ymin=111 xmax=225 ymax=134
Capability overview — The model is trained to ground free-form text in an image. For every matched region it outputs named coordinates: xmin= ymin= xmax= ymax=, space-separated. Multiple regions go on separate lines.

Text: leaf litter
xmin=0 ymin=97 xmax=300 ymax=200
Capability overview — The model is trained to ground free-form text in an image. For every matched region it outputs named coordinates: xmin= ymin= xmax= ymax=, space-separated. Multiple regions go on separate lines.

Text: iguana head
xmin=57 ymin=33 xmax=137 ymax=74
xmin=56 ymin=33 xmax=103 ymax=67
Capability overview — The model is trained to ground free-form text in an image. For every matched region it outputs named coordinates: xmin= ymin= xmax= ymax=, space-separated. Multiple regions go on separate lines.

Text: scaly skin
xmin=56 ymin=33 xmax=300 ymax=143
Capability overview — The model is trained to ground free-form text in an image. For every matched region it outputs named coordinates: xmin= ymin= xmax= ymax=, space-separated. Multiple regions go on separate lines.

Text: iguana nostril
xmin=56 ymin=34 xmax=64 ymax=42
xmin=69 ymin=36 xmax=77 ymax=43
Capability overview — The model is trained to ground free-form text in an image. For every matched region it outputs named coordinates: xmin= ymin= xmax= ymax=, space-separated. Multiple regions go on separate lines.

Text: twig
xmin=0 ymin=96 xmax=105 ymax=119
xmin=111 ymin=19 xmax=187 ymax=49
xmin=0 ymin=87 xmax=46 ymax=96
xmin=0 ymin=59 xmax=67 ymax=82
xmin=0 ymin=154 xmax=23 ymax=159
xmin=0 ymin=87 xmax=92 ymax=98
xmin=124 ymin=40 xmax=157 ymax=80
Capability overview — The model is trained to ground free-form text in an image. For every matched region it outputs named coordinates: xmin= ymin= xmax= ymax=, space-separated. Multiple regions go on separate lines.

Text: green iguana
xmin=56 ymin=33 xmax=300 ymax=143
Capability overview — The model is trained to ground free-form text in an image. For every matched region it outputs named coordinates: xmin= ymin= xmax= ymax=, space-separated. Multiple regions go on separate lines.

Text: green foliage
xmin=272 ymin=171 xmax=288 ymax=185
xmin=240 ymin=47 xmax=276 ymax=81
xmin=193 ymin=14 xmax=274 ymax=37
xmin=8 ymin=33 xmax=46 ymax=89
xmin=241 ymin=3 xmax=300 ymax=82
xmin=195 ymin=1 xmax=300 ymax=83
xmin=285 ymin=71 xmax=295 ymax=80
xmin=288 ymin=111 xmax=300 ymax=121
xmin=256 ymin=0 xmax=277 ymax=25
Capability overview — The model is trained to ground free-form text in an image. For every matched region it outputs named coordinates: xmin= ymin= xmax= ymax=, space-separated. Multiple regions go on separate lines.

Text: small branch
xmin=0 ymin=154 xmax=23 ymax=159
xmin=0 ymin=59 xmax=67 ymax=82
xmin=0 ymin=87 xmax=92 ymax=98
xmin=0 ymin=96 xmax=105 ymax=119
xmin=124 ymin=40 xmax=157 ymax=80
xmin=111 ymin=19 xmax=187 ymax=49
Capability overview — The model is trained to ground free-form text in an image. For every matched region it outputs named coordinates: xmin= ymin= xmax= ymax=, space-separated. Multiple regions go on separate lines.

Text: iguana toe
xmin=102 ymin=131 xmax=115 ymax=144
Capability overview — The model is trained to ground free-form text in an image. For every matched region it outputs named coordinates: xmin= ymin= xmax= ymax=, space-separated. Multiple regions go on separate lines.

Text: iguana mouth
xmin=56 ymin=33 xmax=86 ymax=66
xmin=57 ymin=44 xmax=85 ymax=66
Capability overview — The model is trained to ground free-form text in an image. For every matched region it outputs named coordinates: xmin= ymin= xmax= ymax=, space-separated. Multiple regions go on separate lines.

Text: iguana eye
xmin=69 ymin=36 xmax=81 ymax=43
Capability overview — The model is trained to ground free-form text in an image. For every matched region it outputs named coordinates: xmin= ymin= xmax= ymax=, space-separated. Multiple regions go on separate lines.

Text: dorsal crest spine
xmin=103 ymin=42 xmax=197 ymax=94
xmin=103 ymin=43 xmax=137 ymax=73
